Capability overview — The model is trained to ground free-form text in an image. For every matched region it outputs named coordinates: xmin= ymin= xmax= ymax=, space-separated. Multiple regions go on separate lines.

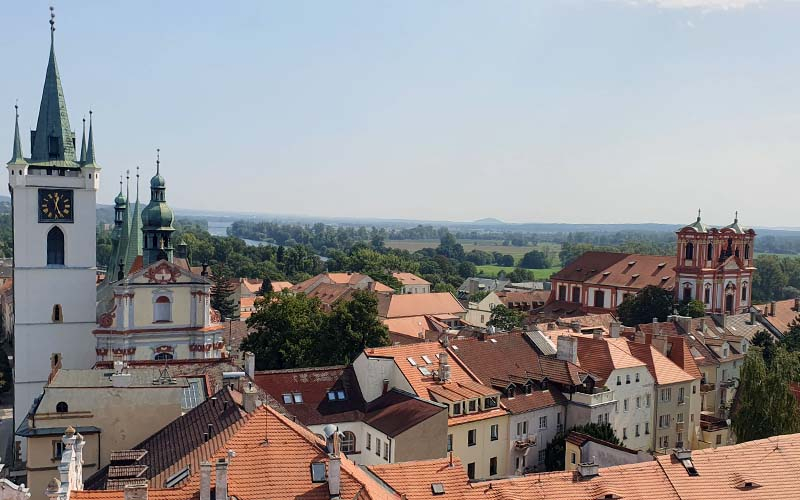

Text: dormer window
xmin=327 ymin=390 xmax=346 ymax=401
xmin=468 ymin=399 xmax=477 ymax=413
xmin=452 ymin=402 xmax=462 ymax=416
xmin=484 ymin=396 xmax=498 ymax=409
xmin=507 ymin=386 xmax=515 ymax=399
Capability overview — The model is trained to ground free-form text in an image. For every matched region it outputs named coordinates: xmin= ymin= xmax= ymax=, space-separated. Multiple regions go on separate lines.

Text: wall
xmin=564 ymin=440 xmax=652 ymax=471
xmin=26 ymin=432 xmax=99 ymax=500
xmin=352 ymin=354 xmax=413 ymax=403
xmin=606 ymin=367 xmax=654 ymax=452
xmin=507 ymin=404 xmax=563 ymax=474
xmin=448 ymin=414 xmax=508 ymax=480
xmin=393 ymin=407 xmax=448 ymax=462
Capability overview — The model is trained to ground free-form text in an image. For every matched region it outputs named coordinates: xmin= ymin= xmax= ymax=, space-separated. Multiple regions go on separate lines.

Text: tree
xmin=487 ymin=305 xmax=525 ymax=331
xmin=520 ymin=250 xmax=549 ymax=269
xmin=732 ymin=347 xmax=800 ymax=442
xmin=243 ymin=291 xmax=327 ymax=370
xmin=258 ymin=275 xmax=274 ymax=296
xmin=318 ymin=290 xmax=391 ymax=365
xmin=752 ymin=330 xmax=777 ymax=366
xmin=210 ymin=266 xmax=238 ymax=320
xmin=507 ymin=267 xmax=534 ymax=283
xmin=544 ymin=422 xmax=619 ymax=471
xmin=782 ymin=317 xmax=800 ymax=352
xmin=677 ymin=299 xmax=706 ymax=318
xmin=616 ymin=286 xmax=675 ymax=326
xmin=496 ymin=254 xmax=515 ymax=267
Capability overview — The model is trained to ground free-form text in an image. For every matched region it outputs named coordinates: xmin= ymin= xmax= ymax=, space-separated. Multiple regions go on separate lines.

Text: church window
xmin=558 ymin=285 xmax=567 ymax=301
xmin=52 ymin=304 xmax=63 ymax=323
xmin=683 ymin=284 xmax=692 ymax=302
xmin=744 ymin=244 xmax=750 ymax=260
xmin=154 ymin=352 xmax=174 ymax=361
xmin=571 ymin=286 xmax=581 ymax=303
xmin=685 ymin=242 xmax=694 ymax=260
xmin=56 ymin=401 xmax=68 ymax=413
xmin=704 ymin=285 xmax=711 ymax=304
xmin=154 ymin=296 xmax=172 ymax=323
xmin=742 ymin=283 xmax=748 ymax=301
xmin=46 ymin=227 xmax=65 ymax=266
xmin=707 ymin=243 xmax=713 ymax=261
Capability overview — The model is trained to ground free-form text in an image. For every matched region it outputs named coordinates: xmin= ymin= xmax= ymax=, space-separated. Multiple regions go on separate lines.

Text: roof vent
xmin=576 ymin=460 xmax=599 ymax=479
xmin=657 ymin=262 xmax=666 ymax=268
xmin=407 ymin=357 xmax=417 ymax=366
xmin=661 ymin=276 xmax=670 ymax=281
xmin=628 ymin=261 xmax=636 ymax=266
xmin=674 ymin=449 xmax=699 ymax=476
xmin=631 ymin=274 xmax=640 ymax=279
xmin=602 ymin=271 xmax=611 ymax=277
xmin=431 ymin=483 xmax=445 ymax=495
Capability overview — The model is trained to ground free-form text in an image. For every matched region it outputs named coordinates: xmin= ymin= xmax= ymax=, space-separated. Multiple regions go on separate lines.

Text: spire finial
xmin=136 ymin=166 xmax=140 ymax=200
xmin=126 ymin=169 xmax=130 ymax=200
xmin=119 ymin=174 xmax=123 ymax=192
xmin=735 ymin=210 xmax=738 ymax=223
xmin=156 ymin=148 xmax=160 ymax=175
xmin=697 ymin=208 xmax=701 ymax=221
xmin=9 ymin=102 xmax=26 ymax=164
xmin=49 ymin=6 xmax=55 ymax=35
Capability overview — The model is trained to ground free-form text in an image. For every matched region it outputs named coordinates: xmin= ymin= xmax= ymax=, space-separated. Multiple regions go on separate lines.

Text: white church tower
xmin=7 ymin=10 xmax=99 ymax=457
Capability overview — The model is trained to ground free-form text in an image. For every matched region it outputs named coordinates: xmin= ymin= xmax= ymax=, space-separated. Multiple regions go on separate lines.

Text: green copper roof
xmin=8 ymin=106 xmax=26 ymax=165
xmin=723 ymin=212 xmax=746 ymax=234
xmin=684 ymin=209 xmax=708 ymax=233
xmin=30 ymin=28 xmax=77 ymax=165
xmin=124 ymin=172 xmax=143 ymax=272
xmin=79 ymin=117 xmax=87 ymax=164
xmin=83 ymin=111 xmax=98 ymax=167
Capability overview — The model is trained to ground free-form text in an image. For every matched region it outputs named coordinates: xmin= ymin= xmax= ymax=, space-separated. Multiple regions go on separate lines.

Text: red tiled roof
xmin=378 ymin=293 xmax=465 ymax=319
xmin=572 ymin=335 xmax=646 ymax=384
xmin=253 ymin=366 xmax=366 ymax=426
xmin=496 ymin=290 xmax=549 ymax=307
xmin=368 ymin=457 xmax=472 ymax=500
xmin=611 ymin=339 xmax=697 ymax=385
xmin=552 ymin=252 xmax=674 ymax=291
xmin=392 ymin=272 xmax=431 ymax=286
xmin=756 ymin=299 xmax=800 ymax=335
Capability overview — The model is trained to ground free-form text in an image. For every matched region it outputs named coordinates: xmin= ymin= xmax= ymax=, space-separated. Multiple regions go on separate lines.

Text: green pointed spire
xmin=30 ymin=8 xmax=77 ymax=166
xmin=79 ymin=116 xmax=87 ymax=164
xmin=124 ymin=167 xmax=143 ymax=271
xmin=84 ymin=110 xmax=97 ymax=166
xmin=116 ymin=170 xmax=132 ymax=274
xmin=142 ymin=150 xmax=175 ymax=266
xmin=8 ymin=105 xmax=26 ymax=165
xmin=106 ymin=174 xmax=128 ymax=282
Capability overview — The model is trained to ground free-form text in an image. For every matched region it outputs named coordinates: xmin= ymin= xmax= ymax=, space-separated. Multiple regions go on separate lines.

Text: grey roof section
xmin=30 ymin=30 xmax=77 ymax=165
xmin=458 ymin=277 xmax=510 ymax=294
xmin=46 ymin=369 xmax=189 ymax=389
xmin=722 ymin=215 xmax=747 ymax=234
xmin=524 ymin=329 xmax=557 ymax=356
xmin=8 ymin=106 xmax=26 ymax=165
xmin=710 ymin=313 xmax=767 ymax=342
xmin=84 ymin=112 xmax=98 ymax=167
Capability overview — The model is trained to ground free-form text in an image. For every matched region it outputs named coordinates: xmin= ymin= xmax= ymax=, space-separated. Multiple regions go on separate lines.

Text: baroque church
xmin=7 ymin=12 xmax=225 ymax=459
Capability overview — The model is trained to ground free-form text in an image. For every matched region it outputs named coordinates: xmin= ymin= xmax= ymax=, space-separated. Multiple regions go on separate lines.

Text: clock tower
xmin=7 ymin=12 xmax=99 ymax=456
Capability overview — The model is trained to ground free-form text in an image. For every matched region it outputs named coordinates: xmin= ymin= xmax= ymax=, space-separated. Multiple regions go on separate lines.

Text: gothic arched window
xmin=744 ymin=244 xmax=750 ymax=260
xmin=707 ymin=243 xmax=713 ymax=261
xmin=340 ymin=431 xmax=356 ymax=454
xmin=46 ymin=227 xmax=65 ymax=266
xmin=685 ymin=242 xmax=694 ymax=260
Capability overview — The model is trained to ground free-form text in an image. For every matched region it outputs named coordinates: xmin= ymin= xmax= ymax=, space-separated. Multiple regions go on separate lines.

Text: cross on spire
xmin=156 ymin=148 xmax=160 ymax=174
xmin=697 ymin=208 xmax=701 ymax=221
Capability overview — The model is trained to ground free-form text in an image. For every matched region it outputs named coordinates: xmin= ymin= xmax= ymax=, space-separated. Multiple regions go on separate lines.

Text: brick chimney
xmin=243 ymin=352 xmax=255 ymax=379
xmin=215 ymin=458 xmax=229 ymax=500
xmin=770 ymin=301 xmax=776 ymax=316
xmin=123 ymin=483 xmax=148 ymax=500
xmin=328 ymin=434 xmax=341 ymax=500
xmin=576 ymin=457 xmax=599 ymax=479
xmin=556 ymin=336 xmax=578 ymax=364
xmin=438 ymin=352 xmax=451 ymax=383
xmin=609 ymin=321 xmax=621 ymax=338
xmin=199 ymin=462 xmax=212 ymax=500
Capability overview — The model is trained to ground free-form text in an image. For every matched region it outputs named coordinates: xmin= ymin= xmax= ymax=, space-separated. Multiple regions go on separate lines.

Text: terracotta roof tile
xmin=553 ymin=252 xmax=674 ymax=291
xmin=377 ymin=293 xmax=466 ymax=319
xmin=368 ymin=456 xmax=473 ymax=500
xmin=610 ymin=339 xmax=697 ymax=385
xmin=756 ymin=298 xmax=800 ymax=335
xmin=392 ymin=272 xmax=431 ymax=286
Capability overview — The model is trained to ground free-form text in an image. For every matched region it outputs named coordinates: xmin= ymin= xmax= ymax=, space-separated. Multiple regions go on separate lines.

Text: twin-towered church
xmin=7 ymin=15 xmax=225 ymax=454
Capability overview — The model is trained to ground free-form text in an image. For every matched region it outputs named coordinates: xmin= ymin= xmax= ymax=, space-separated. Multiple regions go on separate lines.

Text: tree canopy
xmin=616 ymin=285 xmax=675 ymax=326
xmin=210 ymin=265 xmax=238 ymax=320
xmin=487 ymin=305 xmax=525 ymax=331
xmin=544 ymin=422 xmax=620 ymax=471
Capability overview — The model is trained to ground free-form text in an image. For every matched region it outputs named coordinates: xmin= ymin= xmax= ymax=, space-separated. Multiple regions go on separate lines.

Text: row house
xmin=353 ymin=343 xmax=509 ymax=480
xmin=392 ymin=272 xmax=431 ymax=294
xmin=449 ymin=332 xmax=605 ymax=474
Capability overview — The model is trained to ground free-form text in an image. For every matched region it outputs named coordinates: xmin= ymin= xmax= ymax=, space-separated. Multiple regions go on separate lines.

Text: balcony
xmin=719 ymin=379 xmax=736 ymax=389
xmin=700 ymin=383 xmax=715 ymax=393
xmin=514 ymin=435 xmax=537 ymax=450
xmin=570 ymin=390 xmax=615 ymax=407
xmin=675 ymin=422 xmax=685 ymax=433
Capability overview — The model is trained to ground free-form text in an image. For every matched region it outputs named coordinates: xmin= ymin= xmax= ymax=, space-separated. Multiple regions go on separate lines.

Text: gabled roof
xmin=253 ymin=366 xmax=366 ymax=426
xmin=363 ymin=389 xmax=446 ymax=437
xmin=392 ymin=272 xmax=431 ymax=286
xmin=84 ymin=388 xmax=247 ymax=490
xmin=612 ymin=339 xmax=697 ymax=385
xmin=378 ymin=293 xmax=465 ymax=319
xmin=755 ymin=299 xmax=800 ymax=335
xmin=572 ymin=335 xmax=646 ymax=383
xmin=368 ymin=456 xmax=472 ymax=500
xmin=383 ymin=315 xmax=449 ymax=340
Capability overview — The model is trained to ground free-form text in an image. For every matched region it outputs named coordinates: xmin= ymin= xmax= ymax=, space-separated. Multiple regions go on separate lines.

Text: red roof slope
xmin=553 ymin=251 xmax=674 ymax=290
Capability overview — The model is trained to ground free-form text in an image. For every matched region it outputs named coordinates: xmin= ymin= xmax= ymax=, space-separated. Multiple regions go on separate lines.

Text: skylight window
xmin=489 ymin=338 xmax=497 ymax=343
xmin=452 ymin=345 xmax=459 ymax=351
xmin=165 ymin=466 xmax=190 ymax=488
xmin=421 ymin=355 xmax=432 ymax=364
xmin=419 ymin=366 xmax=432 ymax=376
xmin=282 ymin=393 xmax=292 ymax=404
xmin=431 ymin=483 xmax=445 ymax=495
xmin=311 ymin=462 xmax=327 ymax=483
xmin=327 ymin=390 xmax=347 ymax=401
xmin=293 ymin=392 xmax=303 ymax=403
xmin=631 ymin=274 xmax=640 ymax=279
xmin=407 ymin=357 xmax=417 ymax=366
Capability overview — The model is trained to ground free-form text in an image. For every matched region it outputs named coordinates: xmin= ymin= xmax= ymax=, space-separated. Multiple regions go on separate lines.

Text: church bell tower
xmin=7 ymin=9 xmax=100 ymax=456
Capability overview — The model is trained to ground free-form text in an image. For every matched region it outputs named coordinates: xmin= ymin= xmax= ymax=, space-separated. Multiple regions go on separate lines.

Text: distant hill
xmin=473 ymin=218 xmax=505 ymax=225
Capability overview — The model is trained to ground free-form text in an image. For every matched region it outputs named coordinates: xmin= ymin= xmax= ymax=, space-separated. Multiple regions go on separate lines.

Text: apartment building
xmin=353 ymin=343 xmax=509 ymax=480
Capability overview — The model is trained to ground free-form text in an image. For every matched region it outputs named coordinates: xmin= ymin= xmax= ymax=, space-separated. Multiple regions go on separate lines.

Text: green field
xmin=476 ymin=265 xmax=561 ymax=280
xmin=385 ymin=240 xmax=560 ymax=262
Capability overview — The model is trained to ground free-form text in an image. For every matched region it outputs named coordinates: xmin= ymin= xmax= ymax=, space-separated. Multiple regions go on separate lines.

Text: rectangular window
xmin=467 ymin=462 xmax=476 ymax=480
xmin=593 ymin=290 xmax=605 ymax=308
xmin=636 ymin=396 xmax=641 ymax=409
xmin=447 ymin=434 xmax=452 ymax=452
xmin=623 ymin=399 xmax=629 ymax=412
xmin=366 ymin=433 xmax=372 ymax=450
xmin=716 ymin=434 xmax=722 ymax=445
xmin=623 ymin=427 xmax=627 ymax=440
xmin=468 ymin=400 xmax=477 ymax=413
xmin=558 ymin=285 xmax=567 ymax=301
xmin=572 ymin=287 xmax=581 ymax=303
xmin=490 ymin=424 xmax=498 ymax=441
xmin=635 ymin=424 xmax=640 ymax=437
xmin=616 ymin=376 xmax=621 ymax=386
xmin=452 ymin=403 xmax=462 ymax=416
xmin=538 ymin=450 xmax=546 ymax=464
xmin=489 ymin=457 xmax=498 ymax=476
xmin=539 ymin=416 xmax=547 ymax=429
xmin=468 ymin=429 xmax=477 ymax=447
xmin=384 ymin=442 xmax=389 ymax=460
xmin=646 ymin=394 xmax=651 ymax=408
xmin=704 ymin=287 xmax=711 ymax=304
xmin=677 ymin=413 xmax=684 ymax=423
xmin=677 ymin=432 xmax=683 ymax=446
xmin=597 ymin=414 xmax=603 ymax=424
xmin=678 ymin=387 xmax=685 ymax=404
xmin=293 ymin=392 xmax=303 ymax=403
xmin=376 ymin=438 xmax=381 ymax=456
xmin=626 ymin=374 xmax=630 ymax=384
xmin=52 ymin=440 xmax=65 ymax=459
xmin=645 ymin=423 xmax=650 ymax=434
xmin=517 ymin=421 xmax=528 ymax=436
xmin=484 ymin=397 xmax=498 ymax=409
xmin=635 ymin=372 xmax=640 ymax=382
xmin=282 ymin=393 xmax=292 ymax=404
xmin=570 ymin=452 xmax=576 ymax=464
xmin=604 ymin=413 xmax=609 ymax=424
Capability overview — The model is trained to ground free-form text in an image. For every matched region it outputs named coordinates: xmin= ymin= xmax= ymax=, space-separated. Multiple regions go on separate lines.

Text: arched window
xmin=56 ymin=402 xmax=68 ymax=413
xmin=154 ymin=296 xmax=172 ymax=322
xmin=741 ymin=283 xmax=748 ymax=301
xmin=47 ymin=227 xmax=65 ymax=265
xmin=154 ymin=352 xmax=174 ymax=361
xmin=685 ymin=242 xmax=694 ymax=260
xmin=340 ymin=431 xmax=356 ymax=454
xmin=704 ymin=283 xmax=712 ymax=304
xmin=682 ymin=284 xmax=692 ymax=302
xmin=52 ymin=304 xmax=63 ymax=323
xmin=707 ymin=243 xmax=713 ymax=261
xmin=744 ymin=244 xmax=750 ymax=260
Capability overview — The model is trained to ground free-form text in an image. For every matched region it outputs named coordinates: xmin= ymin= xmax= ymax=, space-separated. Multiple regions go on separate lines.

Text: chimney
xmin=570 ymin=320 xmax=581 ymax=333
xmin=123 ymin=483 xmax=148 ymax=500
xmin=438 ymin=352 xmax=451 ymax=383
xmin=323 ymin=425 xmax=340 ymax=455
xmin=556 ymin=336 xmax=578 ymax=364
xmin=592 ymin=330 xmax=603 ymax=340
xmin=328 ymin=457 xmax=341 ymax=499
xmin=199 ymin=462 xmax=212 ymax=500
xmin=243 ymin=352 xmax=255 ymax=379
xmin=652 ymin=318 xmax=659 ymax=336
xmin=576 ymin=458 xmax=599 ymax=479
xmin=382 ymin=379 xmax=389 ymax=395
xmin=201 ymin=263 xmax=209 ymax=277
xmin=215 ymin=458 xmax=229 ymax=500
xmin=610 ymin=321 xmax=621 ymax=338
xmin=770 ymin=301 xmax=776 ymax=316
xmin=749 ymin=310 xmax=757 ymax=325
xmin=243 ymin=382 xmax=258 ymax=413
xmin=675 ymin=315 xmax=692 ymax=334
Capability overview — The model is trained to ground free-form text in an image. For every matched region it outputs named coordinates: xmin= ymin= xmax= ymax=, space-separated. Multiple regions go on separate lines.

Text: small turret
xmin=141 ymin=149 xmax=175 ymax=266
xmin=8 ymin=104 xmax=26 ymax=165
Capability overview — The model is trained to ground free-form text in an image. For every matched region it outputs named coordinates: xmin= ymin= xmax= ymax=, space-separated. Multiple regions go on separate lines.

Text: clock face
xmin=38 ymin=189 xmax=74 ymax=223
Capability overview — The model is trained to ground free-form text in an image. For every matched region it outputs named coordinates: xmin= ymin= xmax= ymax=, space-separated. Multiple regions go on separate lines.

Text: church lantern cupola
xmin=141 ymin=149 xmax=174 ymax=266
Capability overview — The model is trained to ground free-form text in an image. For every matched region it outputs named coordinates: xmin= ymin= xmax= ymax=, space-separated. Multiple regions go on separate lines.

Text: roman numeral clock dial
xmin=38 ymin=189 xmax=74 ymax=223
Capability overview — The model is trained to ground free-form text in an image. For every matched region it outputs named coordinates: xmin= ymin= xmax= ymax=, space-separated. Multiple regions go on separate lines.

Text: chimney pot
xmin=243 ymin=382 xmax=259 ymax=413
xmin=199 ymin=462 xmax=212 ymax=500
xmin=610 ymin=321 xmax=621 ymax=338
xmin=244 ymin=352 xmax=255 ymax=379
xmin=328 ymin=457 xmax=341 ymax=499
xmin=215 ymin=458 xmax=229 ymax=500
xmin=556 ymin=336 xmax=578 ymax=364
xmin=123 ymin=483 xmax=148 ymax=500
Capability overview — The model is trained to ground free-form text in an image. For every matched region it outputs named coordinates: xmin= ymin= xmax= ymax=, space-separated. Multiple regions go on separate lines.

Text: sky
xmin=2 ymin=0 xmax=800 ymax=227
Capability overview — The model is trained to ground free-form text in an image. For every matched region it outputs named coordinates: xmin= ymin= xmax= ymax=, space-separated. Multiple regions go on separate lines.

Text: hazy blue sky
xmin=2 ymin=1 xmax=799 ymax=227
